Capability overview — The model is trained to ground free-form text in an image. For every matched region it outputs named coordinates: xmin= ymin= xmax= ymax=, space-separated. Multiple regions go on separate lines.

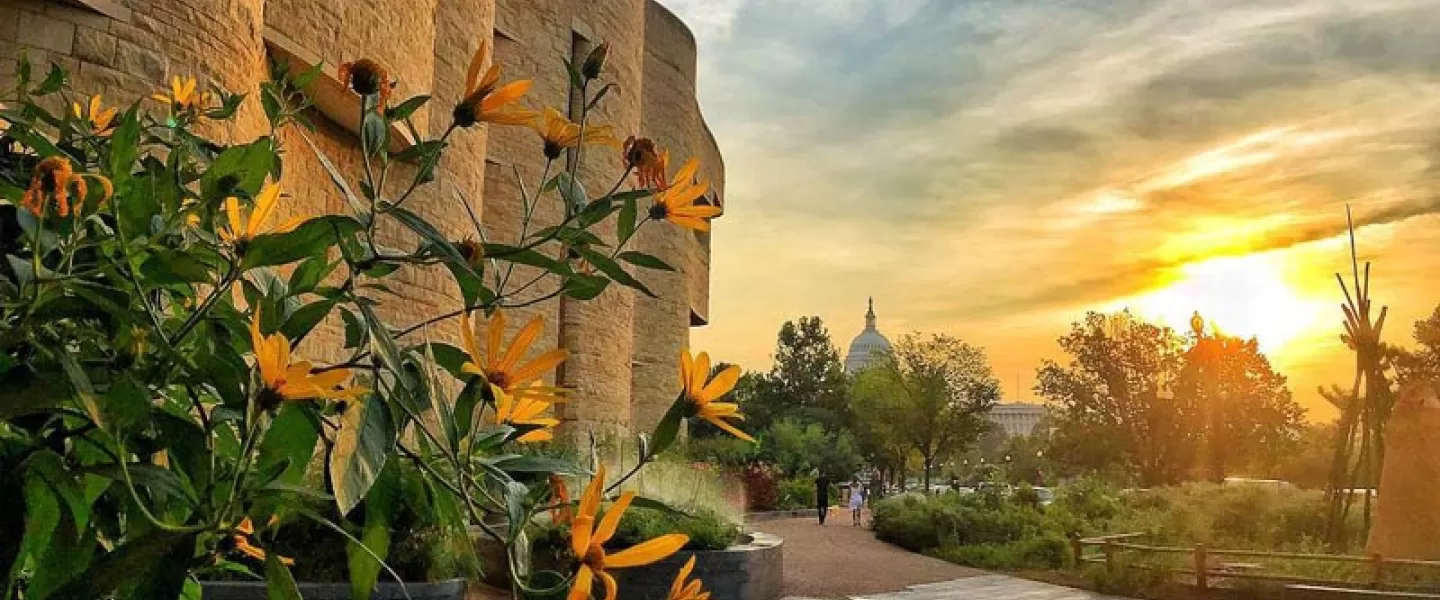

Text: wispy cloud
xmin=666 ymin=0 xmax=1440 ymax=415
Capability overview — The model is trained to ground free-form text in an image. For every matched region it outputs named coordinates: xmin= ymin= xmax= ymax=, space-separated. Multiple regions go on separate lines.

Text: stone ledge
xmin=611 ymin=533 xmax=785 ymax=600
xmin=58 ymin=0 xmax=130 ymax=23
xmin=262 ymin=26 xmax=417 ymax=155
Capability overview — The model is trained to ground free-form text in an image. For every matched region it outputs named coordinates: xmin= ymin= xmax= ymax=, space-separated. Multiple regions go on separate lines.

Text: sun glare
xmin=1119 ymin=254 xmax=1328 ymax=355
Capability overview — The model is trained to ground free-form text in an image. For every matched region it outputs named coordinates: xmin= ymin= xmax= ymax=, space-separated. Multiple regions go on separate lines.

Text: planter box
xmin=610 ymin=533 xmax=784 ymax=600
xmin=199 ymin=578 xmax=467 ymax=600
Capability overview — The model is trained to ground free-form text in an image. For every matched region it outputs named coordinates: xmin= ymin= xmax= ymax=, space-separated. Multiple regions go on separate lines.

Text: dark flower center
xmin=648 ymin=202 xmax=668 ymax=221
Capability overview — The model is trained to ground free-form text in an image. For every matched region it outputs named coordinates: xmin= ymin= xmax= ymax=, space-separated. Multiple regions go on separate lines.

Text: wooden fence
xmin=1072 ymin=533 xmax=1440 ymax=593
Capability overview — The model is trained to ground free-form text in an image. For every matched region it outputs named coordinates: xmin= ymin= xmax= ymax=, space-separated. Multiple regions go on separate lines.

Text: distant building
xmin=987 ymin=403 xmax=1048 ymax=438
xmin=845 ymin=298 xmax=893 ymax=373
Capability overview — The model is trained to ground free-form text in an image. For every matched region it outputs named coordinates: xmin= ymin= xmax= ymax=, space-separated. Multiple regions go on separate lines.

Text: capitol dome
xmin=845 ymin=298 xmax=892 ymax=373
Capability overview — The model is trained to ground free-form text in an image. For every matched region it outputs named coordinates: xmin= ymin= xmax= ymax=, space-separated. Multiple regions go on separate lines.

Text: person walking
xmin=849 ymin=479 xmax=866 ymax=527
xmin=815 ymin=472 xmax=830 ymax=525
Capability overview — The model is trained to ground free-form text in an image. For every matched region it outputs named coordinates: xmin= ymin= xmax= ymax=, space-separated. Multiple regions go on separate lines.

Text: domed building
xmin=845 ymin=298 xmax=893 ymax=373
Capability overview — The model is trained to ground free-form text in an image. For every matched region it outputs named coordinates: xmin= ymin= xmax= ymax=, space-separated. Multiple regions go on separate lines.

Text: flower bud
xmin=581 ymin=43 xmax=609 ymax=80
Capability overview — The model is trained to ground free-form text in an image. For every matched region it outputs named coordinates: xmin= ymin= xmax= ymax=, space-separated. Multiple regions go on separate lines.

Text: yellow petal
xmin=224 ymin=197 xmax=245 ymax=240
xmin=671 ymin=556 xmax=696 ymax=600
xmin=672 ymin=158 xmax=700 ymax=187
xmin=460 ymin=311 xmax=483 ymax=365
xmin=579 ymin=464 xmax=606 ymax=520
xmin=249 ymin=183 xmax=282 ymax=238
xmin=486 ymin=311 xmax=507 ymax=367
xmin=695 ymin=365 xmax=740 ymax=404
xmin=679 ymin=350 xmax=694 ymax=394
xmin=72 ymin=102 xmax=83 ymax=118
xmin=690 ymin=352 xmax=710 ymax=398
xmin=599 ymin=571 xmax=619 ymax=600
xmin=509 ymin=349 xmax=569 ymax=386
xmin=704 ymin=416 xmax=755 ymax=443
xmin=465 ymin=42 xmax=488 ymax=95
xmin=567 ymin=565 xmax=594 ymax=600
xmin=667 ymin=215 xmax=711 ymax=232
xmin=481 ymin=80 xmax=532 ymax=111
xmin=605 ymin=534 xmax=688 ymax=568
xmin=237 ymin=517 xmax=255 ymax=535
xmin=594 ymin=492 xmax=634 ymax=545
xmin=497 ymin=316 xmax=545 ymax=373
xmin=570 ymin=515 xmax=594 ymax=557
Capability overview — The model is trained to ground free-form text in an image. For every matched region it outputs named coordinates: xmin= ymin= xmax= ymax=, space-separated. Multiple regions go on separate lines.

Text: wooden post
xmin=1071 ymin=535 xmax=1083 ymax=569
xmin=1104 ymin=539 xmax=1116 ymax=573
xmin=1195 ymin=544 xmax=1208 ymax=591
xmin=1371 ymin=554 xmax=1385 ymax=589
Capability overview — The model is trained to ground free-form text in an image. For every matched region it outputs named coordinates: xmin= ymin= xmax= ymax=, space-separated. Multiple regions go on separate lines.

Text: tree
xmin=762 ymin=418 xmax=862 ymax=478
xmin=1037 ymin=311 xmax=1197 ymax=486
xmin=736 ymin=317 xmax=851 ymax=433
xmin=853 ymin=333 xmax=1000 ymax=492
xmin=1179 ymin=325 xmax=1304 ymax=481
xmin=1038 ymin=310 xmax=1305 ymax=486
xmin=1393 ymin=303 xmax=1440 ymax=385
xmin=850 ymin=367 xmax=912 ymax=487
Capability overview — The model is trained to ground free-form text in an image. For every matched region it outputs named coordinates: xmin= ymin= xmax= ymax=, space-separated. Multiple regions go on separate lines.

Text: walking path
xmin=757 ymin=513 xmax=1126 ymax=600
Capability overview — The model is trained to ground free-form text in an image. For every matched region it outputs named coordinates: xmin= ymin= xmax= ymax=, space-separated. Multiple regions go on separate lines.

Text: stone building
xmin=844 ymin=298 xmax=892 ymax=373
xmin=986 ymin=403 xmax=1048 ymax=438
xmin=0 ymin=0 xmax=723 ymax=438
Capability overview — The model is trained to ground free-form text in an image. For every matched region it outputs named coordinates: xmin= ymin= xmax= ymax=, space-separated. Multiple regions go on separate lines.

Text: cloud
xmin=662 ymin=0 xmax=1440 ymax=413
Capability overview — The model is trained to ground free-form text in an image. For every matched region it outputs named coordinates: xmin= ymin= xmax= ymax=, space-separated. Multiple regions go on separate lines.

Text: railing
xmin=1072 ymin=533 xmax=1440 ymax=593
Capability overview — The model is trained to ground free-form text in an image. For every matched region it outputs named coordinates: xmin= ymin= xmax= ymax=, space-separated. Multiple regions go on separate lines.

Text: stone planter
xmin=199 ymin=578 xmax=467 ymax=600
xmin=610 ymin=533 xmax=784 ymax=600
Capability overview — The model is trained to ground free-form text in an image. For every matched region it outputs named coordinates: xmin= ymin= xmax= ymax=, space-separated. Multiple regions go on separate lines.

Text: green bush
xmin=777 ymin=477 xmax=816 ymax=510
xmin=1083 ymin=560 xmax=1169 ymax=596
xmin=873 ymin=494 xmax=943 ymax=551
xmin=610 ymin=506 xmax=742 ymax=552
xmin=929 ymin=534 xmax=1068 ymax=570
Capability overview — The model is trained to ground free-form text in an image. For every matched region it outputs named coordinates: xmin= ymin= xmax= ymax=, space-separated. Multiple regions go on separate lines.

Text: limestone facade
xmin=1 ymin=0 xmax=723 ymax=438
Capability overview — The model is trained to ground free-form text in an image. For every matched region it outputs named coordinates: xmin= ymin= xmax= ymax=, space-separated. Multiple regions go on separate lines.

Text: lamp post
xmin=1191 ymin=311 xmax=1222 ymax=482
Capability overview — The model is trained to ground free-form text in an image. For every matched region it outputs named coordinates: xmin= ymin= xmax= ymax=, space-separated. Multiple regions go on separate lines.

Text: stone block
xmin=17 ymin=10 xmax=76 ymax=54
xmin=73 ymin=26 xmax=116 ymax=66
xmin=114 ymin=39 xmax=165 ymax=81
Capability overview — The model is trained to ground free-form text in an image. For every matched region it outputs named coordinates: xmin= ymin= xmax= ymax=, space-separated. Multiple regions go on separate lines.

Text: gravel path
xmin=757 ymin=510 xmax=985 ymax=599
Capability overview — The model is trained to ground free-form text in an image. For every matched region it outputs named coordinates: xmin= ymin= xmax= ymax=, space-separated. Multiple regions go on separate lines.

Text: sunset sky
xmin=665 ymin=0 xmax=1440 ymax=420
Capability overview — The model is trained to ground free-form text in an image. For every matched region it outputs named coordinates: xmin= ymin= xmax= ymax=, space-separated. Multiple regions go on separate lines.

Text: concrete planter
xmin=199 ymin=578 xmax=467 ymax=600
xmin=610 ymin=533 xmax=784 ymax=600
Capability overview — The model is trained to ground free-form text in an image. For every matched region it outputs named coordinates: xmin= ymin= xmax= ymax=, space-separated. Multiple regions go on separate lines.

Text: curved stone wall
xmin=4 ymin=0 xmax=722 ymax=439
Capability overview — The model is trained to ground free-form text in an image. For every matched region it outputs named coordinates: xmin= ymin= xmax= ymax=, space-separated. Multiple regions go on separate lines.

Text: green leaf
xmin=387 ymin=205 xmax=479 ymax=282
xmin=563 ymin=274 xmax=610 ymax=300
xmin=504 ymin=481 xmax=529 ymax=539
xmin=288 ymin=256 xmax=336 ymax=295
xmin=257 ymin=404 xmax=320 ymax=487
xmin=617 ymin=197 xmax=637 ymax=241
xmin=102 ymin=376 xmax=151 ymax=436
xmin=482 ymin=243 xmax=565 ymax=272
xmin=341 ymin=307 xmax=367 ymax=348
xmin=298 ymin=130 xmax=367 ymax=215
xmin=348 ymin=461 xmax=399 ymax=600
xmin=629 ymin=496 xmax=694 ymax=520
xmin=617 ymin=251 xmax=674 ymax=272
xmin=201 ymin=138 xmax=275 ymax=200
xmin=556 ymin=172 xmax=588 ymax=215
xmin=45 ymin=530 xmax=194 ymax=600
xmin=486 ymin=455 xmax=580 ymax=475
xmin=140 ymin=250 xmax=215 ymax=285
xmin=328 ymin=393 xmax=394 ymax=516
xmin=281 ymin=298 xmax=336 ymax=340
xmin=577 ymin=248 xmax=654 ymax=297
xmin=292 ymin=61 xmax=324 ymax=88
xmin=36 ymin=64 xmax=65 ymax=95
xmin=106 ymin=109 xmax=141 ymax=188
xmin=391 ymin=138 xmax=444 ymax=163
xmin=265 ymin=551 xmax=304 ymax=600
xmin=362 ymin=110 xmax=388 ymax=157
xmin=18 ymin=474 xmax=61 ymax=579
xmin=242 ymin=214 xmax=360 ymax=269
xmin=586 ymin=83 xmax=617 ymax=111
xmin=385 ymin=95 xmax=430 ymax=122
xmin=649 ymin=395 xmax=689 ymax=458
xmin=359 ymin=301 xmax=427 ymax=415
xmin=451 ymin=378 xmax=484 ymax=449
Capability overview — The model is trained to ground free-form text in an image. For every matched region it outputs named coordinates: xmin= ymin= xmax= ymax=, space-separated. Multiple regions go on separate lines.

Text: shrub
xmin=873 ymin=494 xmax=943 ymax=551
xmin=777 ymin=477 xmax=816 ymax=510
xmin=1083 ymin=560 xmax=1169 ymax=596
xmin=741 ymin=463 xmax=781 ymax=511
xmin=611 ymin=506 xmax=742 ymax=552
xmin=930 ymin=534 xmax=1068 ymax=570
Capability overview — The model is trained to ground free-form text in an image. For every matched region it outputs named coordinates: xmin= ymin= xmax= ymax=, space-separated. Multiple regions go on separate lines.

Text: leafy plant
xmin=0 ymin=41 xmax=745 ymax=600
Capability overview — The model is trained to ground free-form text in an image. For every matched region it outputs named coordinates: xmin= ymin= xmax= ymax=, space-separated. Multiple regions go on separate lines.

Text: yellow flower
xmin=20 ymin=156 xmax=112 ymax=218
xmin=152 ymin=76 xmax=211 ymax=112
xmin=250 ymin=309 xmax=363 ymax=409
xmin=679 ymin=350 xmax=752 ymax=442
xmin=338 ymin=59 xmax=394 ymax=108
xmin=454 ymin=41 xmax=536 ymax=128
xmin=232 ymin=517 xmax=294 ymax=566
xmin=649 ymin=159 xmax=721 ymax=232
xmin=623 ymin=136 xmax=667 ymax=191
xmin=533 ymin=107 xmax=621 ymax=160
xmin=668 ymin=556 xmax=711 ymax=600
xmin=220 ymin=183 xmax=304 ymax=246
xmin=492 ymin=384 xmax=560 ymax=443
xmin=567 ymin=465 xmax=689 ymax=600
xmin=72 ymin=95 xmax=117 ymax=135
xmin=459 ymin=310 xmax=568 ymax=405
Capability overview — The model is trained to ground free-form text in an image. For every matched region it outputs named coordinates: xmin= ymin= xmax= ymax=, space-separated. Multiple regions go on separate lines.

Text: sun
xmin=1119 ymin=253 xmax=1328 ymax=355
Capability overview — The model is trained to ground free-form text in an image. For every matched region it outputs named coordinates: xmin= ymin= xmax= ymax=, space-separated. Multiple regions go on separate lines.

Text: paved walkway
xmin=757 ymin=513 xmax=1125 ymax=600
